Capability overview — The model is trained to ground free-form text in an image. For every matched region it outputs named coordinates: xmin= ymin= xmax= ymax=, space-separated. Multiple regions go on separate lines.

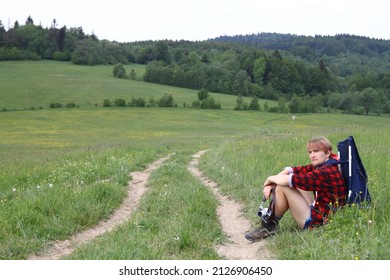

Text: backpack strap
xmin=319 ymin=158 xmax=340 ymax=167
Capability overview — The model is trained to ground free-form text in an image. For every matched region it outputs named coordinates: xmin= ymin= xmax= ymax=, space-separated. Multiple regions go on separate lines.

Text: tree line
xmin=126 ymin=40 xmax=390 ymax=115
xmin=1 ymin=16 xmax=390 ymax=115
xmin=0 ymin=16 xmax=130 ymax=65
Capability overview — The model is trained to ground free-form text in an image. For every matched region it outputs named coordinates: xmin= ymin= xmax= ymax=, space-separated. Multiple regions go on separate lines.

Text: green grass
xmin=0 ymin=60 xmax=264 ymax=111
xmin=1 ymin=60 xmax=389 ymax=260
xmin=65 ymin=153 xmax=222 ymax=260
xmin=200 ymin=114 xmax=390 ymax=259
xmin=0 ymin=61 xmax=145 ymax=109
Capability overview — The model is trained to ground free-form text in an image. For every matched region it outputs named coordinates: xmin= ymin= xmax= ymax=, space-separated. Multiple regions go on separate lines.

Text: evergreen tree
xmin=154 ymin=41 xmax=171 ymax=64
xmin=25 ymin=16 xmax=34 ymax=25
xmin=57 ymin=26 xmax=66 ymax=51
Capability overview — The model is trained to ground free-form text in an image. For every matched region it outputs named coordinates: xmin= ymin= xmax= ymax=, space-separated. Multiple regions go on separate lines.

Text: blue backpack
xmin=334 ymin=136 xmax=371 ymax=204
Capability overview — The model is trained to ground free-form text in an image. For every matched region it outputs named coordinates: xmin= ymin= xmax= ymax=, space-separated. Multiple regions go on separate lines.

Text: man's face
xmin=308 ymin=147 xmax=330 ymax=167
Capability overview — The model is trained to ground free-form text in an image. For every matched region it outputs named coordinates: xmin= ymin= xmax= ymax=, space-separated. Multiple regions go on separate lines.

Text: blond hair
xmin=307 ymin=136 xmax=333 ymax=153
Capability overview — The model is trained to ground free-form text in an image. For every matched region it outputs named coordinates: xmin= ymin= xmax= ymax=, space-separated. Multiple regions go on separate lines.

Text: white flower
xmin=48 ymin=183 xmax=53 ymax=188
xmin=12 ymin=188 xmax=16 ymax=192
xmin=37 ymin=185 xmax=41 ymax=189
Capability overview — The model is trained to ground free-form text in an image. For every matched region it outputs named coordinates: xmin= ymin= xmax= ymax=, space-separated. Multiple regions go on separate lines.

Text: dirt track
xmin=29 ymin=151 xmax=274 ymax=260
xmin=188 ymin=150 xmax=274 ymax=260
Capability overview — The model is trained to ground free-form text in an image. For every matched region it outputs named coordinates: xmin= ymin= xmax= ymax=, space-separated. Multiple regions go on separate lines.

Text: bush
xmin=197 ymin=89 xmax=209 ymax=101
xmin=49 ymin=102 xmax=63 ymax=109
xmin=103 ymin=99 xmax=111 ymax=107
xmin=114 ymin=98 xmax=126 ymax=107
xmin=129 ymin=97 xmax=146 ymax=107
xmin=200 ymin=97 xmax=221 ymax=109
xmin=0 ymin=47 xmax=25 ymax=60
xmin=113 ymin=63 xmax=126 ymax=78
xmin=192 ymin=100 xmax=201 ymax=109
xmin=129 ymin=69 xmax=136 ymax=80
xmin=158 ymin=94 xmax=176 ymax=107
xmin=249 ymin=96 xmax=260 ymax=111
xmin=53 ymin=51 xmax=70 ymax=61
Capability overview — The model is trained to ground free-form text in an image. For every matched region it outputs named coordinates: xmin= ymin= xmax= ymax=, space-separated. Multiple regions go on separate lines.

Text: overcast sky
xmin=2 ymin=0 xmax=390 ymax=42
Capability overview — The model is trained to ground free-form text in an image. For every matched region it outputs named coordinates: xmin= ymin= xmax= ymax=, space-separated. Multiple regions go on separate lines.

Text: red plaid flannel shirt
xmin=291 ymin=162 xmax=346 ymax=226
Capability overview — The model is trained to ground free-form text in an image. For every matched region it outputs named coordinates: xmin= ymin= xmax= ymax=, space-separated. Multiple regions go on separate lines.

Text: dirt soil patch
xmin=188 ymin=150 xmax=275 ymax=260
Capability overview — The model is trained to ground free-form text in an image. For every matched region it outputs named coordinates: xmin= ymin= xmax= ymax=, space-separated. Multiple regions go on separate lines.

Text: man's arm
xmin=263 ymin=173 xmax=290 ymax=198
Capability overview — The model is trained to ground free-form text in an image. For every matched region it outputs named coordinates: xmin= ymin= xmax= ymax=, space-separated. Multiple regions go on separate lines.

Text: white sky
xmin=2 ymin=0 xmax=390 ymax=42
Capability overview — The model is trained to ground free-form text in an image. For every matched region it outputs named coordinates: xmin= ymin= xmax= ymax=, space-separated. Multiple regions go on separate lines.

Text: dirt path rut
xmin=188 ymin=150 xmax=274 ymax=260
xmin=28 ymin=154 xmax=172 ymax=260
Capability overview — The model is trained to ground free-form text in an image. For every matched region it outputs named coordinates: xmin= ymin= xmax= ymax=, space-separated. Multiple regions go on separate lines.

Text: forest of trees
xmin=1 ymin=16 xmax=390 ymax=115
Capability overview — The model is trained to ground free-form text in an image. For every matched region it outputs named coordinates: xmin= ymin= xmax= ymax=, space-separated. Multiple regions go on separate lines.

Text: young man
xmin=245 ymin=136 xmax=347 ymax=242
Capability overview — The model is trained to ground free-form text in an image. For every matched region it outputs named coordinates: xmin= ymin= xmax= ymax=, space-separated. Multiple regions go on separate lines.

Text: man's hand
xmin=263 ymin=184 xmax=275 ymax=199
xmin=263 ymin=173 xmax=290 ymax=198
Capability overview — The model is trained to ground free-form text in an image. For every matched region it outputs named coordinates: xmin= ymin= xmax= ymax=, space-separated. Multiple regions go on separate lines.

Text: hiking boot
xmin=245 ymin=224 xmax=277 ymax=242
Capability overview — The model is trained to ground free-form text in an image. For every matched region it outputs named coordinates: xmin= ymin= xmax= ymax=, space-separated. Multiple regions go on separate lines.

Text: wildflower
xmin=48 ymin=183 xmax=53 ymax=188
xmin=37 ymin=185 xmax=41 ymax=189
xmin=355 ymin=256 xmax=359 ymax=260
xmin=12 ymin=188 xmax=16 ymax=192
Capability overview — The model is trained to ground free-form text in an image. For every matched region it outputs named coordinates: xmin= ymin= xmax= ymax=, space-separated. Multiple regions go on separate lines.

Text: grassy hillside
xmin=1 ymin=61 xmax=389 ymax=260
xmin=0 ymin=60 xmax=262 ymax=111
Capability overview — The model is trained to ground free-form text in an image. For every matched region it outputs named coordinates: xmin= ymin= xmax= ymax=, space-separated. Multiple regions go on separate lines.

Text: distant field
xmin=0 ymin=60 xmax=389 ymax=260
xmin=0 ymin=60 xmax=262 ymax=111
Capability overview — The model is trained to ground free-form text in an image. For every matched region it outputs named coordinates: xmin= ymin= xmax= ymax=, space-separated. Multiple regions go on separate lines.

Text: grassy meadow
xmin=0 ymin=61 xmax=389 ymax=260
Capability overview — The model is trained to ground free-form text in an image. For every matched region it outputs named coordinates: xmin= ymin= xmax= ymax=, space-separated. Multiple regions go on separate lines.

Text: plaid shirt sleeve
xmin=291 ymin=163 xmax=347 ymax=226
xmin=292 ymin=164 xmax=345 ymax=193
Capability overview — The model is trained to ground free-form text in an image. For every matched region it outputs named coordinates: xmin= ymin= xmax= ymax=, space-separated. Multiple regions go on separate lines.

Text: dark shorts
xmin=303 ymin=206 xmax=313 ymax=230
xmin=303 ymin=216 xmax=312 ymax=230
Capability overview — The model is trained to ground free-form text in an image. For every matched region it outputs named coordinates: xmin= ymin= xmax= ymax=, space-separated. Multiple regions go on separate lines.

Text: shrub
xmin=197 ymin=89 xmax=209 ymax=101
xmin=114 ymin=98 xmax=126 ymax=107
xmin=249 ymin=96 xmax=260 ymax=111
xmin=49 ymin=102 xmax=63 ymax=109
xmin=192 ymin=100 xmax=201 ymax=109
xmin=103 ymin=99 xmax=111 ymax=107
xmin=129 ymin=69 xmax=136 ymax=80
xmin=234 ymin=95 xmax=246 ymax=110
xmin=113 ymin=63 xmax=126 ymax=78
xmin=7 ymin=47 xmax=24 ymax=60
xmin=200 ymin=97 xmax=221 ymax=109
xmin=129 ymin=97 xmax=146 ymax=107
xmin=158 ymin=94 xmax=176 ymax=107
